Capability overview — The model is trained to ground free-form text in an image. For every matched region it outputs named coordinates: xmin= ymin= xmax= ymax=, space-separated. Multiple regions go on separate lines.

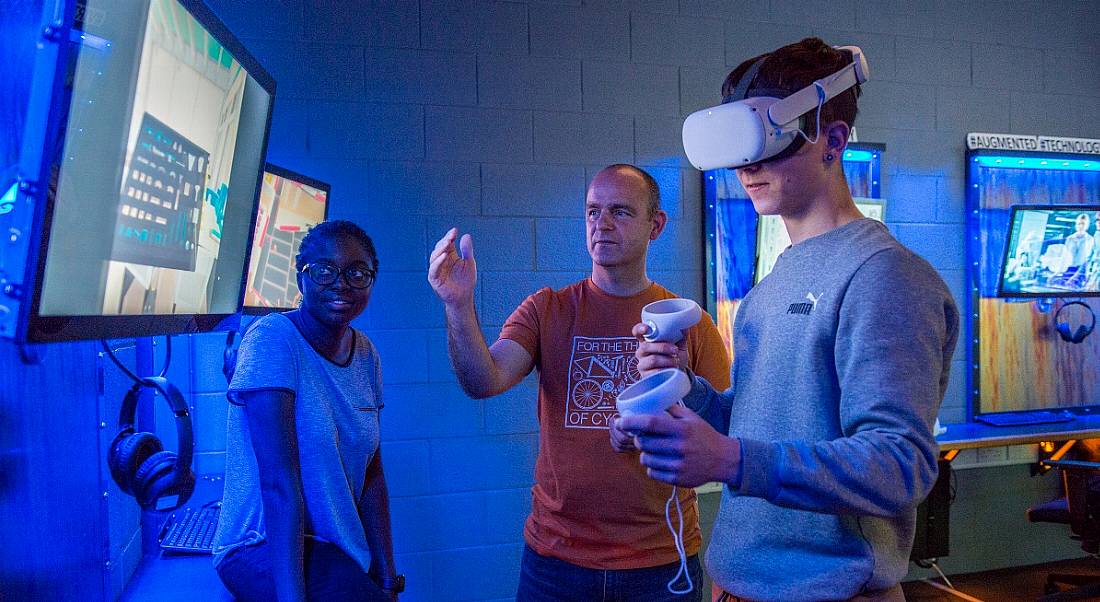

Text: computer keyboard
xmin=160 ymin=503 xmax=220 ymax=554
xmin=975 ymin=410 xmax=1076 ymax=427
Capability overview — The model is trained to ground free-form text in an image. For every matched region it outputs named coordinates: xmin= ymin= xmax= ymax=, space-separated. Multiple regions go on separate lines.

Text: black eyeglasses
xmin=300 ymin=262 xmax=376 ymax=289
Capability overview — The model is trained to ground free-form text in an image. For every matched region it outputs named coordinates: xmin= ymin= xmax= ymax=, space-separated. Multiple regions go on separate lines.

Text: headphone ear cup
xmin=1074 ymin=325 xmax=1090 ymax=344
xmin=109 ymin=432 xmax=163 ymax=496
xmin=1057 ymin=320 xmax=1074 ymax=342
xmin=223 ymin=344 xmax=238 ymax=385
xmin=134 ymin=450 xmax=195 ymax=511
xmin=134 ymin=450 xmax=176 ymax=509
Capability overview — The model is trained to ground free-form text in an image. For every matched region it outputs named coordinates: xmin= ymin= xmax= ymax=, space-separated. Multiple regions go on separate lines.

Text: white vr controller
xmin=616 ymin=298 xmax=702 ymax=417
xmin=616 ymin=368 xmax=691 ymax=417
xmin=641 ymin=298 xmax=702 ymax=344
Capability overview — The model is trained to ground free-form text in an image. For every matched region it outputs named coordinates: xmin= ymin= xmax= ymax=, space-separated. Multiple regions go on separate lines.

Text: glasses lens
xmin=345 ymin=267 xmax=375 ymax=289
xmin=308 ymin=263 xmax=338 ymax=285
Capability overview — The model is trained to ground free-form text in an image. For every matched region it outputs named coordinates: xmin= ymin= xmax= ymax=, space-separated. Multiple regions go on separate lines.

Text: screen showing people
xmin=243 ymin=167 xmax=330 ymax=311
xmin=754 ymin=199 xmax=885 ymax=283
xmin=1000 ymin=206 xmax=1100 ymax=296
xmin=35 ymin=0 xmax=271 ymax=319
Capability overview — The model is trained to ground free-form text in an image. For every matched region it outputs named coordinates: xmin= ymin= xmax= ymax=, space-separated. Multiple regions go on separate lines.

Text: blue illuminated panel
xmin=974 ymin=156 xmax=1100 ymax=172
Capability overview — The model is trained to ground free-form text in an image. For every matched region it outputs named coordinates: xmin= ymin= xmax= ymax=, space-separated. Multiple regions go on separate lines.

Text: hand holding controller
xmin=615 ymin=368 xmax=691 ymax=418
xmin=640 ymin=298 xmax=702 ymax=344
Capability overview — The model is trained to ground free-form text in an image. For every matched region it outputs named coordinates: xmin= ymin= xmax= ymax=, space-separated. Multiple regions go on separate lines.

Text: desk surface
xmin=121 ymin=475 xmax=230 ymax=602
xmin=936 ymin=414 xmax=1100 ymax=450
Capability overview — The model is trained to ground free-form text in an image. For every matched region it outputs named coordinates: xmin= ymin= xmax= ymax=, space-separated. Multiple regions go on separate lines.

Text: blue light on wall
xmin=843 ymin=149 xmax=875 ymax=162
xmin=1 ymin=181 xmax=16 ymax=215
xmin=973 ymin=156 xmax=1099 ymax=171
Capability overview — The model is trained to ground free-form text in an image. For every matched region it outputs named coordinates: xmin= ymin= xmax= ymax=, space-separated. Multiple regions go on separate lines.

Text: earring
xmin=825 ymin=153 xmax=835 ymax=161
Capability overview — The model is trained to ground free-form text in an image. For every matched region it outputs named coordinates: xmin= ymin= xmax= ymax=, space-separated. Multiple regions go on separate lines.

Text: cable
xmin=158 ymin=335 xmax=172 ymax=378
xmin=100 ymin=339 xmax=143 ymax=385
xmin=100 ymin=335 xmax=172 ymax=384
xmin=793 ymin=82 xmax=827 ymax=145
xmin=931 ymin=559 xmax=955 ymax=589
xmin=664 ymin=486 xmax=694 ymax=595
xmin=920 ymin=575 xmax=985 ymax=602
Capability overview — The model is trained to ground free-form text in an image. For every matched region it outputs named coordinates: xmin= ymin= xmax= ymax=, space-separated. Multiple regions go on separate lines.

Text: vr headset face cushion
xmin=109 ymin=431 xmax=164 ymax=496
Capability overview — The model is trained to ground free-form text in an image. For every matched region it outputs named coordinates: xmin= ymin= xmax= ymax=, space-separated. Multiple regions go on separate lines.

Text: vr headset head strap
xmin=723 ymin=56 xmax=766 ymax=104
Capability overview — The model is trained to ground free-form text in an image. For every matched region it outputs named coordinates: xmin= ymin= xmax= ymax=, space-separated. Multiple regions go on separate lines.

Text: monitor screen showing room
xmin=21 ymin=0 xmax=273 ymax=341
xmin=243 ymin=165 xmax=330 ymax=313
xmin=754 ymin=199 xmax=885 ymax=283
xmin=998 ymin=205 xmax=1100 ymax=297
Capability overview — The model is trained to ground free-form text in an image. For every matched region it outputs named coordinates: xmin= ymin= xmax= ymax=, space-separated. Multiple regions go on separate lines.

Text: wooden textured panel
xmin=978 ymin=298 xmax=1100 ymax=411
xmin=971 ymin=160 xmax=1100 ymax=414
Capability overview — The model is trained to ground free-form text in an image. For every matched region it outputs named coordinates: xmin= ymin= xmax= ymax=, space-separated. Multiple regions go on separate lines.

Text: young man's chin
xmin=748 ymin=197 xmax=782 ymax=216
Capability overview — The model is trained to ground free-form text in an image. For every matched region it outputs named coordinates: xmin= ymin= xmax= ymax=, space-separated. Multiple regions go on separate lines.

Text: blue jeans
xmin=516 ymin=545 xmax=704 ymax=602
xmin=215 ymin=539 xmax=388 ymax=602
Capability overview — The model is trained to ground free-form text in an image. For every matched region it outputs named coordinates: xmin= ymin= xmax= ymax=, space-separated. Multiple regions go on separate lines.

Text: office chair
xmin=1027 ymin=459 xmax=1100 ymax=601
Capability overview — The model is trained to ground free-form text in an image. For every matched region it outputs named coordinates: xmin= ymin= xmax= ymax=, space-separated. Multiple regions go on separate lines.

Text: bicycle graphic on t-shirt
xmin=565 ymin=336 xmax=641 ymax=429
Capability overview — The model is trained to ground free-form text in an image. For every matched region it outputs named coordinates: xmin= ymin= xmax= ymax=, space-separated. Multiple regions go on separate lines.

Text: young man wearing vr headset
xmin=618 ymin=38 xmax=960 ymax=601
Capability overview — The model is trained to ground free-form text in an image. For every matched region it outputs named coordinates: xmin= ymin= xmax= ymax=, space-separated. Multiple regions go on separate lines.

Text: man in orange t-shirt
xmin=428 ymin=164 xmax=730 ymax=601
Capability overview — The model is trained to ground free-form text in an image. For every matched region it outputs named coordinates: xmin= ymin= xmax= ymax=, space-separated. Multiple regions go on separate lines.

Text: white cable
xmin=664 ymin=485 xmax=693 ymax=595
xmin=931 ymin=559 xmax=955 ymax=590
xmin=793 ymin=82 xmax=827 ymax=145
xmin=920 ymin=578 xmax=984 ymax=602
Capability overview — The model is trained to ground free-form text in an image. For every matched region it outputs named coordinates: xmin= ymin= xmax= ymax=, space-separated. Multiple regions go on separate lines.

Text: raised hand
xmin=428 ymin=227 xmax=477 ymax=307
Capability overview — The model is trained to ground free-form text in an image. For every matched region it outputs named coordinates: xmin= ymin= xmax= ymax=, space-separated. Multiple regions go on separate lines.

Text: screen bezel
xmin=18 ymin=0 xmax=275 ymax=343
xmin=996 ymin=203 xmax=1100 ymax=299
xmin=241 ymin=162 xmax=332 ymax=316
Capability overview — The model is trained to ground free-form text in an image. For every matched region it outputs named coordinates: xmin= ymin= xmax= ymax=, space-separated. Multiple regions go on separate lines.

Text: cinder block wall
xmin=167 ymin=1 xmax=1100 ymax=599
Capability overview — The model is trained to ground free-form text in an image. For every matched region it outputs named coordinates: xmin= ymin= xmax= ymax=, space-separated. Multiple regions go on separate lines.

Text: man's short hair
xmin=601 ymin=164 xmax=661 ymax=217
xmin=722 ymin=37 xmax=861 ymax=133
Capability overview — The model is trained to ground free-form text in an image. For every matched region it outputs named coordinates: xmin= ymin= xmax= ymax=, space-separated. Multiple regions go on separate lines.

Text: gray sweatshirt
xmin=686 ymin=218 xmax=959 ymax=601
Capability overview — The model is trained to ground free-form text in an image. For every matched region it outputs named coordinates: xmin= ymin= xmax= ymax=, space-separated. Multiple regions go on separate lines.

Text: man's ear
xmin=824 ymin=120 xmax=851 ymax=158
xmin=650 ymin=210 xmax=668 ymax=241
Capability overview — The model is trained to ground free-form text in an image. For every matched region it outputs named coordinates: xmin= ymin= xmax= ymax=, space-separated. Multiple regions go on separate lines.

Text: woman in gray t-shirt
xmin=213 ymin=221 xmax=400 ymax=601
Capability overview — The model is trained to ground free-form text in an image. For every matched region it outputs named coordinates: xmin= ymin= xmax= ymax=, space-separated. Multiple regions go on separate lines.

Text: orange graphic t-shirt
xmin=499 ymin=279 xmax=732 ymax=569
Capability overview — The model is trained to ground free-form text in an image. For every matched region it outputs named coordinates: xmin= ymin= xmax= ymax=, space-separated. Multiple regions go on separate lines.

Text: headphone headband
xmin=117 ymin=376 xmax=194 ymax=479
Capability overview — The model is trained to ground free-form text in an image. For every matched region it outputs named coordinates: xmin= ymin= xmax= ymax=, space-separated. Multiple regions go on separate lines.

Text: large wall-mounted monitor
xmin=998 ymin=205 xmax=1100 ymax=297
xmin=1 ymin=0 xmax=275 ymax=342
xmin=243 ymin=164 xmax=330 ymax=314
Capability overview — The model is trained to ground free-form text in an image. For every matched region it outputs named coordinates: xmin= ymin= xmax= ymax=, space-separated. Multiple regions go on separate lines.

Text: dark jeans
xmin=517 ymin=545 xmax=704 ymax=602
xmin=216 ymin=539 xmax=388 ymax=602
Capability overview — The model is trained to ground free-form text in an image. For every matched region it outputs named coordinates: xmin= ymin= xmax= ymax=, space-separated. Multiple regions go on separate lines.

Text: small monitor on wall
xmin=754 ymin=198 xmax=886 ymax=284
xmin=2 ymin=0 xmax=275 ymax=342
xmin=243 ymin=164 xmax=330 ymax=314
xmin=998 ymin=204 xmax=1100 ymax=298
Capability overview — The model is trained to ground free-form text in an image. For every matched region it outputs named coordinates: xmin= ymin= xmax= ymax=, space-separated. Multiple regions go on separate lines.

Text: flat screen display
xmin=19 ymin=0 xmax=274 ymax=341
xmin=998 ymin=205 xmax=1100 ymax=297
xmin=243 ymin=164 xmax=330 ymax=313
xmin=754 ymin=198 xmax=885 ymax=283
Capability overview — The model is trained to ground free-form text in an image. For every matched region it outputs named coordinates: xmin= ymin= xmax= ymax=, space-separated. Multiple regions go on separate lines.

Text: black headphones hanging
xmin=107 ymin=376 xmax=195 ymax=511
xmin=1054 ymin=300 xmax=1097 ymax=344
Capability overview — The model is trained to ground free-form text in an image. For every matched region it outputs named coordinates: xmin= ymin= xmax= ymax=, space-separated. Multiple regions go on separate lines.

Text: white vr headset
xmin=681 ymin=46 xmax=870 ymax=171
